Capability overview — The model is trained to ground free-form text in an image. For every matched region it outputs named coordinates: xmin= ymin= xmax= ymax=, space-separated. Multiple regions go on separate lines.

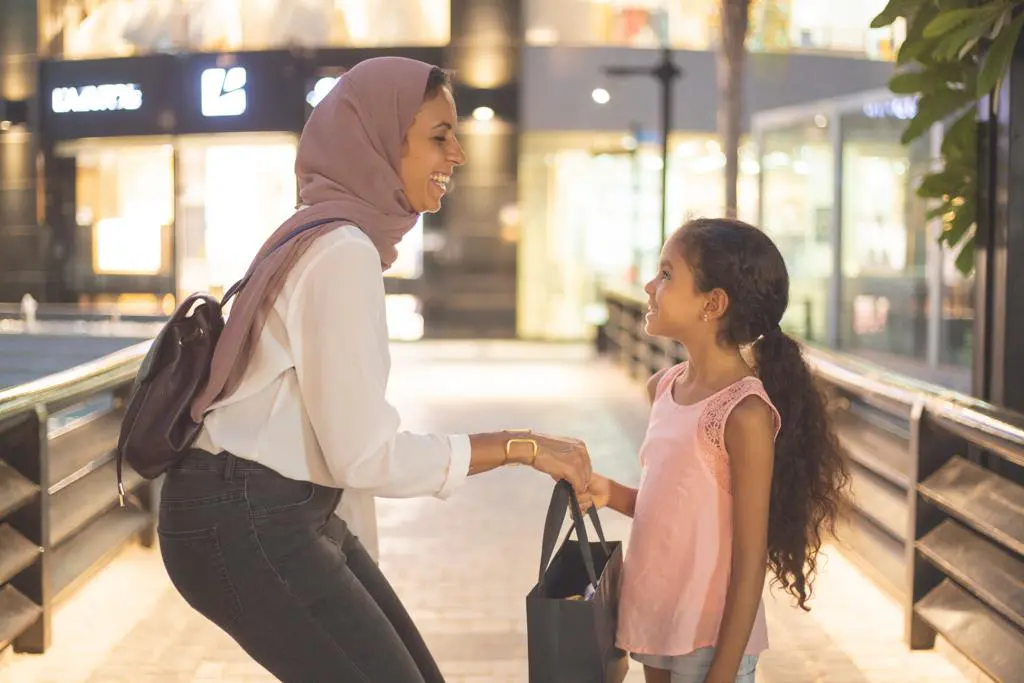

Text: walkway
xmin=0 ymin=342 xmax=985 ymax=683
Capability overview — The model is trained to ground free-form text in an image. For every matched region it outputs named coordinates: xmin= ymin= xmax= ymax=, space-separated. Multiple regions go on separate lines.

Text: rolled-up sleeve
xmin=287 ymin=237 xmax=470 ymax=499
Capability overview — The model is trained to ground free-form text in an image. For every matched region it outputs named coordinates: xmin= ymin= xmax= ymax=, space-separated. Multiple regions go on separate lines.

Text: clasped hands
xmin=505 ymin=430 xmax=610 ymax=512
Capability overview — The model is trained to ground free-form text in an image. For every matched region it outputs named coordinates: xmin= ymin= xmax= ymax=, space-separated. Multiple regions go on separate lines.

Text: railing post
xmin=7 ymin=406 xmax=52 ymax=653
xmin=905 ymin=399 xmax=959 ymax=650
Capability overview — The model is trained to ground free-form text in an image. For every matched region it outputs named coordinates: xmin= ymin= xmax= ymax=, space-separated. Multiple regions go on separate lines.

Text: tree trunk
xmin=718 ymin=0 xmax=750 ymax=218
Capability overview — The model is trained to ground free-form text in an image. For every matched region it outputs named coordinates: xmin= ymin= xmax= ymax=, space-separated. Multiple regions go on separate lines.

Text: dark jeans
xmin=158 ymin=449 xmax=444 ymax=682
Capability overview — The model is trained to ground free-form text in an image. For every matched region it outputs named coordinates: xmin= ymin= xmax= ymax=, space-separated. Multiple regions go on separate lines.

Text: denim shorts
xmin=631 ymin=647 xmax=758 ymax=683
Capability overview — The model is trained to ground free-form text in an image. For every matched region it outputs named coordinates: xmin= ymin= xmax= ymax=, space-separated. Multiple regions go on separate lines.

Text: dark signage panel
xmin=40 ymin=51 xmax=307 ymax=139
xmin=40 ymin=55 xmax=178 ymax=140
xmin=38 ymin=48 xmax=448 ymax=141
xmin=174 ymin=51 xmax=306 ymax=135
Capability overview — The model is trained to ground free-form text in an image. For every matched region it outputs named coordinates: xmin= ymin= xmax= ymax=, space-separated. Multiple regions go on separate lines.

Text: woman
xmin=158 ymin=57 xmax=592 ymax=682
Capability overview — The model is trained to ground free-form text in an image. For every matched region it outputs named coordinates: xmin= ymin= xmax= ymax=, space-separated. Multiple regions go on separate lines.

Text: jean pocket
xmin=161 ymin=469 xmax=245 ymax=510
xmin=244 ymin=471 xmax=317 ymax=517
xmin=159 ymin=526 xmax=242 ymax=625
xmin=736 ymin=654 xmax=759 ymax=682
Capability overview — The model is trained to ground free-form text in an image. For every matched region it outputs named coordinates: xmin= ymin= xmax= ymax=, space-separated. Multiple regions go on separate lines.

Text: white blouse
xmin=194 ymin=224 xmax=472 ymax=561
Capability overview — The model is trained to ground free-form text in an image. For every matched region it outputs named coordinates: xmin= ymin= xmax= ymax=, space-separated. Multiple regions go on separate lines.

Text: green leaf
xmin=978 ymin=10 xmax=1024 ymax=98
xmin=988 ymin=5 xmax=1013 ymax=40
xmin=897 ymin=2 xmax=942 ymax=65
xmin=941 ymin=108 xmax=977 ymax=163
xmin=927 ymin=202 xmax=954 ymax=220
xmin=889 ymin=63 xmax=971 ymax=94
xmin=936 ymin=0 xmax=983 ymax=9
xmin=923 ymin=7 xmax=1000 ymax=38
xmin=942 ymin=201 xmax=976 ymax=245
xmin=954 ymin=235 xmax=976 ymax=275
xmin=900 ymin=88 xmax=974 ymax=144
xmin=872 ymin=0 xmax=928 ymax=28
xmin=889 ymin=70 xmax=937 ymax=93
xmin=934 ymin=16 xmax=1000 ymax=62
xmin=957 ymin=35 xmax=984 ymax=61
xmin=917 ymin=169 xmax=968 ymax=197
xmin=899 ymin=36 xmax=942 ymax=65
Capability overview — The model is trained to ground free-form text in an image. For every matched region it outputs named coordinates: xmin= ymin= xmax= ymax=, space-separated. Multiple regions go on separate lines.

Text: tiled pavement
xmin=0 ymin=342 xmax=992 ymax=683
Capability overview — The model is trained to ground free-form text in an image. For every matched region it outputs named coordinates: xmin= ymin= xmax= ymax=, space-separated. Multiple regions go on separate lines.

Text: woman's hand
xmin=512 ymin=433 xmax=592 ymax=492
xmin=577 ymin=473 xmax=612 ymax=512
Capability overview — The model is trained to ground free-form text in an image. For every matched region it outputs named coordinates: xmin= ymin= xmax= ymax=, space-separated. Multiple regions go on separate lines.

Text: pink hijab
xmin=191 ymin=56 xmax=434 ymax=421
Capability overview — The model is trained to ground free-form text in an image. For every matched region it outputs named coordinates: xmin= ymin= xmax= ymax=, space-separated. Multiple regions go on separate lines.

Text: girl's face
xmin=399 ymin=87 xmax=466 ymax=214
xmin=643 ymin=238 xmax=720 ymax=341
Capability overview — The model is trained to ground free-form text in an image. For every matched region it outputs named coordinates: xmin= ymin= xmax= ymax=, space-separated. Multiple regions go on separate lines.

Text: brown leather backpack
xmin=115 ymin=217 xmax=344 ymax=503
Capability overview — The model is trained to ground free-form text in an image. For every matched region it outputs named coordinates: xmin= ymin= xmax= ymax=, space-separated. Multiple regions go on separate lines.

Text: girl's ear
xmin=703 ymin=288 xmax=730 ymax=321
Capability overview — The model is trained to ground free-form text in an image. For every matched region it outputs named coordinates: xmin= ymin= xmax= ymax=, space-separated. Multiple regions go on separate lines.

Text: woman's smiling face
xmin=399 ymin=86 xmax=466 ymax=214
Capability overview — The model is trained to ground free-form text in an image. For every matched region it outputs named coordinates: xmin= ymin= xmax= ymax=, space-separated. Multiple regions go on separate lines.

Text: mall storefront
xmin=753 ymin=90 xmax=973 ymax=391
xmin=38 ymin=48 xmax=442 ymax=338
xmin=518 ymin=130 xmax=760 ymax=340
xmin=524 ymin=0 xmax=900 ymax=59
xmin=4 ymin=0 xmax=520 ymax=338
xmin=515 ymin=6 xmax=898 ymax=344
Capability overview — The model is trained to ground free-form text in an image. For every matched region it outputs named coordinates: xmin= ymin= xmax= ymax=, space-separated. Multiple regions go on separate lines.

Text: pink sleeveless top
xmin=617 ymin=362 xmax=781 ymax=657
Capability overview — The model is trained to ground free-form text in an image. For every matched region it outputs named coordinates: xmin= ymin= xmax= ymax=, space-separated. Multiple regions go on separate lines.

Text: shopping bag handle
xmin=538 ymin=480 xmax=610 ymax=586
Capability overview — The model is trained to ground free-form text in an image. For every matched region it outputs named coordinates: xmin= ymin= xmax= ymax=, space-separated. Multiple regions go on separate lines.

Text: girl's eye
xmin=660 ymin=270 xmax=670 ymax=280
xmin=433 ymin=136 xmax=447 ymax=143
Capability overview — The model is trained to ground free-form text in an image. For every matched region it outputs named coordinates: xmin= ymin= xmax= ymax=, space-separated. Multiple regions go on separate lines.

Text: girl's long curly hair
xmin=674 ymin=217 xmax=850 ymax=610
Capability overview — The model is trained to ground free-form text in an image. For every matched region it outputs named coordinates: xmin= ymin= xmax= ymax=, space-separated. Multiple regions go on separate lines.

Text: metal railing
xmin=0 ymin=341 xmax=154 ymax=653
xmin=0 ymin=300 xmax=169 ymax=324
xmin=601 ymin=289 xmax=1024 ymax=682
xmin=0 ymin=300 xmax=167 ymax=339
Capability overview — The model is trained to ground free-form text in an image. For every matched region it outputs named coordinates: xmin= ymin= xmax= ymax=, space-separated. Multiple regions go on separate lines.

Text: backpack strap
xmin=221 ymin=216 xmax=348 ymax=306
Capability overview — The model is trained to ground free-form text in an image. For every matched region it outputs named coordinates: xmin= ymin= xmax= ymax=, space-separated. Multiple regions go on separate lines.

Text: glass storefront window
xmin=837 ymin=111 xmax=971 ymax=391
xmin=760 ymin=120 xmax=834 ymax=343
xmin=176 ymin=134 xmax=298 ymax=298
xmin=518 ymin=130 xmax=757 ymax=340
xmin=757 ymin=0 xmax=900 ymax=60
xmin=838 ymin=113 xmax=926 ymax=362
xmin=524 ymin=0 xmax=902 ymax=60
xmin=524 ymin=0 xmax=691 ymax=49
xmin=755 ymin=94 xmax=974 ymax=392
xmin=72 ymin=143 xmax=174 ymax=278
xmin=940 ymin=243 xmax=974 ymax=372
xmin=58 ymin=133 xmax=426 ymax=340
xmin=40 ymin=0 xmax=451 ymax=58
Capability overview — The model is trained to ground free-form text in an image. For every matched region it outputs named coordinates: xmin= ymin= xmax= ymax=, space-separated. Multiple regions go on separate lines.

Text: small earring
xmin=702 ymin=313 xmax=709 ymax=322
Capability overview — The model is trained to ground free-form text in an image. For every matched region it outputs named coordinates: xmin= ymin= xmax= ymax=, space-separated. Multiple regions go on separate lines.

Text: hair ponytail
xmin=755 ymin=329 xmax=849 ymax=610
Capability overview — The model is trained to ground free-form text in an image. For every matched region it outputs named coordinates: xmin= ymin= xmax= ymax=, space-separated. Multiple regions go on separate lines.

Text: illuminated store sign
xmin=201 ymin=67 xmax=248 ymax=117
xmin=51 ymin=83 xmax=143 ymax=114
xmin=862 ymin=96 xmax=917 ymax=121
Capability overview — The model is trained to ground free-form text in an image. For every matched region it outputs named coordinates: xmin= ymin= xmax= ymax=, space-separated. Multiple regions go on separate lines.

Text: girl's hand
xmin=578 ymin=473 xmax=612 ymax=512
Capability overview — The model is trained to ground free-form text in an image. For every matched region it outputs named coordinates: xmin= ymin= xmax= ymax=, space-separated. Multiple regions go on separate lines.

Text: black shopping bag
xmin=526 ymin=480 xmax=627 ymax=683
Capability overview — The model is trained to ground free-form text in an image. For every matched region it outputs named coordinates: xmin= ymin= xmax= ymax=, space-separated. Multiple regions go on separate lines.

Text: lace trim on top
xmin=697 ymin=378 xmax=779 ymax=493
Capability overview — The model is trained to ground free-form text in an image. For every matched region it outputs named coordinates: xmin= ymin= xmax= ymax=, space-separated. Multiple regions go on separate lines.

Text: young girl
xmin=583 ymin=218 xmax=849 ymax=683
